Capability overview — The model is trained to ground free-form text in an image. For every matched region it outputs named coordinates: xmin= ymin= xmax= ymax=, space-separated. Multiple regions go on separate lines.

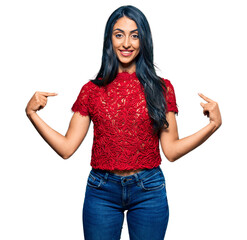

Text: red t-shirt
xmin=72 ymin=72 xmax=178 ymax=171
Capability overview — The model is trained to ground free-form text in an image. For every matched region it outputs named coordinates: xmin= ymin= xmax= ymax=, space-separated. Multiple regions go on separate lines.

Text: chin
xmin=118 ymin=57 xmax=135 ymax=65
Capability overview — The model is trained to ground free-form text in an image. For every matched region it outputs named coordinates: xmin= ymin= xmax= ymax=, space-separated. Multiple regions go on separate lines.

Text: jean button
xmin=123 ymin=178 xmax=127 ymax=183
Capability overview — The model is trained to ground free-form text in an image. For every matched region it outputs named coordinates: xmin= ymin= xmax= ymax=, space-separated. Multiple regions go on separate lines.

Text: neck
xmin=118 ymin=61 xmax=136 ymax=74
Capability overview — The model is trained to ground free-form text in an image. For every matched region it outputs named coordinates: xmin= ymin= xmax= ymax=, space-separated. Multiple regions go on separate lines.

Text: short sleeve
xmin=71 ymin=81 xmax=92 ymax=117
xmin=162 ymin=79 xmax=178 ymax=114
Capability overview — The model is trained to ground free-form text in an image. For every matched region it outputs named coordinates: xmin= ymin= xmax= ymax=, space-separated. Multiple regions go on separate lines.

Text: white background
xmin=1 ymin=0 xmax=246 ymax=239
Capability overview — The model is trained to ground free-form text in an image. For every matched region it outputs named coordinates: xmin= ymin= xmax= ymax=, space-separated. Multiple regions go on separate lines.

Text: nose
xmin=123 ymin=36 xmax=131 ymax=49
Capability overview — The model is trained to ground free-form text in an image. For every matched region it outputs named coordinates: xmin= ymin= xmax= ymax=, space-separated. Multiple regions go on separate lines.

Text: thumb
xmin=200 ymin=102 xmax=205 ymax=108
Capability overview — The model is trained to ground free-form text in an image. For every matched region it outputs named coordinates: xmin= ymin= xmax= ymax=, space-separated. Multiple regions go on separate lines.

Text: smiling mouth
xmin=119 ymin=50 xmax=134 ymax=57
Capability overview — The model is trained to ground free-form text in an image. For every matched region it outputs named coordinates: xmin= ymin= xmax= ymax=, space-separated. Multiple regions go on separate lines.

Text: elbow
xmin=164 ymin=151 xmax=180 ymax=162
xmin=166 ymin=156 xmax=177 ymax=162
xmin=161 ymin=140 xmax=180 ymax=163
xmin=167 ymin=157 xmax=175 ymax=162
xmin=61 ymin=151 xmax=73 ymax=160
xmin=60 ymin=143 xmax=76 ymax=160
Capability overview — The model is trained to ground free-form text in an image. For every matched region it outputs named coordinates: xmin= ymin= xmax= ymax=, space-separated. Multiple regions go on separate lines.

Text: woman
xmin=25 ymin=5 xmax=222 ymax=240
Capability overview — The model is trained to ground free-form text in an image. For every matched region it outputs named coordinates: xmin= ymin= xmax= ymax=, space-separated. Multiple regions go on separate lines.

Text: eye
xmin=131 ymin=34 xmax=139 ymax=39
xmin=115 ymin=33 xmax=123 ymax=38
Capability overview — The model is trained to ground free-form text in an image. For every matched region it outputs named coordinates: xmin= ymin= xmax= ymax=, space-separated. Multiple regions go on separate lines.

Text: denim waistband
xmin=91 ymin=166 xmax=162 ymax=185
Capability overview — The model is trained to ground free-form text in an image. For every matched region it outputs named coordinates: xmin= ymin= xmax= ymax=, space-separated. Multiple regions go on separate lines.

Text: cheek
xmin=112 ymin=38 xmax=121 ymax=48
xmin=133 ymin=41 xmax=140 ymax=50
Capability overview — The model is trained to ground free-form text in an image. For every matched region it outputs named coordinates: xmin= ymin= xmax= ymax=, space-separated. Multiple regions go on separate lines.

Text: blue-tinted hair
xmin=91 ymin=5 xmax=170 ymax=135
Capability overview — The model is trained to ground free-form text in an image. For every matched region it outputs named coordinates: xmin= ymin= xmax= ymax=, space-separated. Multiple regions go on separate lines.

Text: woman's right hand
xmin=25 ymin=91 xmax=57 ymax=116
xmin=25 ymin=91 xmax=90 ymax=159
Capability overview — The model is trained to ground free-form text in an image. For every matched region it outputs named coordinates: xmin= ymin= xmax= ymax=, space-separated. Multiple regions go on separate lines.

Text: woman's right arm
xmin=25 ymin=91 xmax=91 ymax=159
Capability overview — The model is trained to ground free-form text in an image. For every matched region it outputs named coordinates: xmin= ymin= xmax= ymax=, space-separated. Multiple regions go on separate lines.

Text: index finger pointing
xmin=39 ymin=92 xmax=58 ymax=97
xmin=198 ymin=93 xmax=213 ymax=103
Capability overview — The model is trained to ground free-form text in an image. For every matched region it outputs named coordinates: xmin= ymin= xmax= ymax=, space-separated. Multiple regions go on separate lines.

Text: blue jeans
xmin=82 ymin=166 xmax=169 ymax=240
xmin=83 ymin=166 xmax=169 ymax=240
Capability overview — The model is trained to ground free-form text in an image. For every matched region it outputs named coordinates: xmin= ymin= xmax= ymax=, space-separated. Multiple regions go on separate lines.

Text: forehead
xmin=113 ymin=16 xmax=138 ymax=31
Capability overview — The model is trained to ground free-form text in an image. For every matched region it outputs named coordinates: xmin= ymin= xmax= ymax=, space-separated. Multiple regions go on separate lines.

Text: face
xmin=111 ymin=16 xmax=140 ymax=72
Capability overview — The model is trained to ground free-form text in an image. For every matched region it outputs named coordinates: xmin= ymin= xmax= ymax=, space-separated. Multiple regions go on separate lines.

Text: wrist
xmin=209 ymin=121 xmax=221 ymax=132
xmin=25 ymin=108 xmax=36 ymax=118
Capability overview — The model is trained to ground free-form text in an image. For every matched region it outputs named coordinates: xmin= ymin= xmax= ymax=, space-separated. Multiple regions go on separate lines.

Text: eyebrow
xmin=113 ymin=28 xmax=138 ymax=33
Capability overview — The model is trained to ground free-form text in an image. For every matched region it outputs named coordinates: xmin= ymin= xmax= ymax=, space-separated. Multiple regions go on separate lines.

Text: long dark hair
xmin=91 ymin=5 xmax=170 ymax=136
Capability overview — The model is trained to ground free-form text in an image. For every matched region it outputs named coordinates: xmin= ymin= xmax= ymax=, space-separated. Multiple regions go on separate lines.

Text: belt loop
xmin=104 ymin=172 xmax=109 ymax=181
xmin=134 ymin=173 xmax=140 ymax=182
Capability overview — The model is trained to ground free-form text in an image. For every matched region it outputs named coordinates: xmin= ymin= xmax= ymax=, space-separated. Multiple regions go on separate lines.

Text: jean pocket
xmin=87 ymin=171 xmax=103 ymax=189
xmin=139 ymin=170 xmax=165 ymax=191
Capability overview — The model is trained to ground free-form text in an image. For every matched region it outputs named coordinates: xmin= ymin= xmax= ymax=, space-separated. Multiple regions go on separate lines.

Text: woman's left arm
xmin=160 ymin=93 xmax=222 ymax=162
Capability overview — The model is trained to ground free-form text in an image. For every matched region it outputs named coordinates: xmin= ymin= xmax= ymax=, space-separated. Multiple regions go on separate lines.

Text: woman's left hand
xmin=199 ymin=93 xmax=222 ymax=129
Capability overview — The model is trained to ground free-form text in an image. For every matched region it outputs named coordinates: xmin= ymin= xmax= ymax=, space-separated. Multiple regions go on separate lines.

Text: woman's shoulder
xmin=74 ymin=80 xmax=99 ymax=100
xmin=160 ymin=77 xmax=173 ymax=86
xmin=159 ymin=78 xmax=176 ymax=92
xmin=79 ymin=80 xmax=100 ymax=91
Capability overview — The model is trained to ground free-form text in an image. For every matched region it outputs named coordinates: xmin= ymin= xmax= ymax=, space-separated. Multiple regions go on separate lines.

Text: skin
xmin=25 ymin=16 xmax=222 ymax=176
xmin=111 ymin=16 xmax=140 ymax=73
xmin=160 ymin=94 xmax=222 ymax=162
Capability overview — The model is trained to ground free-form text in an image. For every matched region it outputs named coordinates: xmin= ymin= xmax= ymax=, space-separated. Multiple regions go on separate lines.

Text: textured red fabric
xmin=72 ymin=72 xmax=178 ymax=171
